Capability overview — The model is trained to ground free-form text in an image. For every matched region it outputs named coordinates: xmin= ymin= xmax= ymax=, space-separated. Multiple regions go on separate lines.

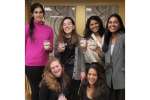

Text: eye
xmin=34 ymin=11 xmax=43 ymax=14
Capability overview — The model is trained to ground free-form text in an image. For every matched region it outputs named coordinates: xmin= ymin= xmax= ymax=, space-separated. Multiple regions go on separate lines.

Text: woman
xmin=82 ymin=16 xmax=105 ymax=68
xmin=25 ymin=3 xmax=54 ymax=100
xmin=39 ymin=56 xmax=70 ymax=100
xmin=56 ymin=17 xmax=86 ymax=100
xmin=103 ymin=13 xmax=125 ymax=100
xmin=79 ymin=63 xmax=109 ymax=100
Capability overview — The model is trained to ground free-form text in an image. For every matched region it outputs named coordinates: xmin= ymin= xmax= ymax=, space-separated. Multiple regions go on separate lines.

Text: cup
xmin=58 ymin=42 xmax=66 ymax=51
xmin=43 ymin=40 xmax=51 ymax=50
xmin=80 ymin=38 xmax=87 ymax=48
xmin=87 ymin=39 xmax=97 ymax=50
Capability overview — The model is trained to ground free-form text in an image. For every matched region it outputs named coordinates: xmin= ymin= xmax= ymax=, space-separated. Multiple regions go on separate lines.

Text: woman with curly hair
xmin=39 ymin=56 xmax=70 ymax=100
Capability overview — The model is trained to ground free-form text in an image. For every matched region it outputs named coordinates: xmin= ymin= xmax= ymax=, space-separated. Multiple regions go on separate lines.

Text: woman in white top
xmin=81 ymin=16 xmax=105 ymax=69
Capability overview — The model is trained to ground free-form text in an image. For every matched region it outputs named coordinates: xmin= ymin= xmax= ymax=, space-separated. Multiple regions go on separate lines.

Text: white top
xmin=111 ymin=44 xmax=115 ymax=55
xmin=91 ymin=33 xmax=104 ymax=48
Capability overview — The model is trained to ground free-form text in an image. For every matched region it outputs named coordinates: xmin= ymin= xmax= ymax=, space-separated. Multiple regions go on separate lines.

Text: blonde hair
xmin=40 ymin=56 xmax=70 ymax=92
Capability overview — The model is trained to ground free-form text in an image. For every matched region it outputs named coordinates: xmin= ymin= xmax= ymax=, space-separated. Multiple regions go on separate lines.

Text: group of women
xmin=25 ymin=3 xmax=125 ymax=100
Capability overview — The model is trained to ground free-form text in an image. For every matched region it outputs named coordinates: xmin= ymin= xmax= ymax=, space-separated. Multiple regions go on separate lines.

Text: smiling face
xmin=87 ymin=68 xmax=98 ymax=86
xmin=63 ymin=19 xmax=75 ymax=34
xmin=50 ymin=60 xmax=63 ymax=78
xmin=107 ymin=16 xmax=120 ymax=33
xmin=32 ymin=7 xmax=44 ymax=22
xmin=89 ymin=20 xmax=100 ymax=33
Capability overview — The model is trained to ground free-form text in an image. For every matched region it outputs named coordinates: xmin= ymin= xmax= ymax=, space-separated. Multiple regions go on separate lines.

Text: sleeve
xmin=123 ymin=34 xmax=125 ymax=48
xmin=25 ymin=23 xmax=29 ymax=45
xmin=49 ymin=27 xmax=54 ymax=52
xmin=39 ymin=84 xmax=49 ymax=100
xmin=78 ymin=47 xmax=86 ymax=72
xmin=78 ymin=84 xmax=85 ymax=100
xmin=100 ymin=85 xmax=110 ymax=100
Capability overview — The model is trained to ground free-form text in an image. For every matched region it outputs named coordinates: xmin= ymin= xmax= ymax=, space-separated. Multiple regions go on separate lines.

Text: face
xmin=107 ymin=16 xmax=120 ymax=33
xmin=63 ymin=19 xmax=75 ymax=34
xmin=33 ymin=7 xmax=44 ymax=22
xmin=89 ymin=20 xmax=99 ymax=33
xmin=87 ymin=68 xmax=98 ymax=86
xmin=50 ymin=60 xmax=63 ymax=78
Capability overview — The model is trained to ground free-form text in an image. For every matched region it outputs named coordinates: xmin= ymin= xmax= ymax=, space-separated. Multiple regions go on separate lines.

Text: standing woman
xmin=82 ymin=16 xmax=105 ymax=68
xmin=79 ymin=63 xmax=109 ymax=100
xmin=25 ymin=3 xmax=54 ymax=100
xmin=56 ymin=17 xmax=86 ymax=100
xmin=103 ymin=13 xmax=125 ymax=100
xmin=39 ymin=56 xmax=70 ymax=100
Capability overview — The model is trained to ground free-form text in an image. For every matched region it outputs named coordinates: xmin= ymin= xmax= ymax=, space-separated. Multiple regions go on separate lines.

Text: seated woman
xmin=39 ymin=56 xmax=70 ymax=100
xmin=79 ymin=63 xmax=109 ymax=100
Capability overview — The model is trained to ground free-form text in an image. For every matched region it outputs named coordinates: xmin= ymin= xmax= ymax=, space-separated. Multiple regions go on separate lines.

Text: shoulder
xmin=43 ymin=24 xmax=54 ymax=32
xmin=40 ymin=81 xmax=49 ymax=90
xmin=25 ymin=23 xmax=30 ymax=34
xmin=25 ymin=23 xmax=30 ymax=29
xmin=118 ymin=33 xmax=125 ymax=43
xmin=44 ymin=24 xmax=52 ymax=29
xmin=118 ymin=32 xmax=125 ymax=38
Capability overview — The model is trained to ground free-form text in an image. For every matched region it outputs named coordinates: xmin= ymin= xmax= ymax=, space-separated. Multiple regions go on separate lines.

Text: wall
xmin=26 ymin=0 xmax=125 ymax=34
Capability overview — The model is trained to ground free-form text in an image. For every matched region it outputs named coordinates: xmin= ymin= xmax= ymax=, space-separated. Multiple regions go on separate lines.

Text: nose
xmin=89 ymin=75 xmax=93 ymax=79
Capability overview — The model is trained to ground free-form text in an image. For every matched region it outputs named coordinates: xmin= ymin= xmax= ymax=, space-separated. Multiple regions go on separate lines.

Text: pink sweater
xmin=25 ymin=22 xmax=54 ymax=67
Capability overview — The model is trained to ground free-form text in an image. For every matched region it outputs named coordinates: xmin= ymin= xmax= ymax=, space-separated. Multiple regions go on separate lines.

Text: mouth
xmin=92 ymin=28 xmax=99 ymax=32
xmin=89 ymin=79 xmax=96 ymax=83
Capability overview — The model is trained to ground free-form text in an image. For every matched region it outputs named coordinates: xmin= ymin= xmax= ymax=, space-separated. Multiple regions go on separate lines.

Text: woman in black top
xmin=79 ymin=63 xmax=109 ymax=100
xmin=39 ymin=56 xmax=70 ymax=100
xmin=56 ymin=17 xmax=86 ymax=100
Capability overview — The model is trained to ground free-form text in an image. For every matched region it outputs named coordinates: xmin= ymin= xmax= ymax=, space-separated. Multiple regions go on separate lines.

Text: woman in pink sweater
xmin=25 ymin=3 xmax=54 ymax=100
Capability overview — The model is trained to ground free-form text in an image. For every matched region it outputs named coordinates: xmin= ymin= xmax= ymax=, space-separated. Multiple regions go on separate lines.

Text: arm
xmin=48 ymin=27 xmax=54 ymax=52
xmin=78 ymin=47 xmax=86 ymax=81
xmin=25 ymin=23 xmax=29 ymax=46
xmin=39 ymin=84 xmax=49 ymax=100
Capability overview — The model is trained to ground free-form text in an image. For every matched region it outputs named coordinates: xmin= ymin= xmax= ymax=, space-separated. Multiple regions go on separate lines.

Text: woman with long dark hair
xmin=25 ymin=3 xmax=54 ymax=100
xmin=39 ymin=56 xmax=70 ymax=100
xmin=56 ymin=17 xmax=86 ymax=100
xmin=79 ymin=63 xmax=109 ymax=100
xmin=103 ymin=13 xmax=125 ymax=100
xmin=81 ymin=16 xmax=105 ymax=69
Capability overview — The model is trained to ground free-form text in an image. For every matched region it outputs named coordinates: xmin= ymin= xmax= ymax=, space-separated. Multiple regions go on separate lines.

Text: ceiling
xmin=29 ymin=0 xmax=125 ymax=5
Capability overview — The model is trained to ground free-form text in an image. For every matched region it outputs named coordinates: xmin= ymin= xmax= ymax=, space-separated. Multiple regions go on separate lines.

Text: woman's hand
xmin=58 ymin=94 xmax=67 ymax=100
xmin=80 ymin=72 xmax=86 ymax=81
xmin=57 ymin=43 xmax=65 ymax=53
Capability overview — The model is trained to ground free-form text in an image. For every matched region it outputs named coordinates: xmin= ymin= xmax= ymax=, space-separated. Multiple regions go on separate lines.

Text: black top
xmin=79 ymin=81 xmax=109 ymax=100
xmin=39 ymin=84 xmax=59 ymax=100
xmin=60 ymin=38 xmax=75 ymax=65
xmin=39 ymin=78 xmax=70 ymax=100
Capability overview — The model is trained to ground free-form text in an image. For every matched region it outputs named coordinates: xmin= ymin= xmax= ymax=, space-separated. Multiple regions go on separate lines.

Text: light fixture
xmin=72 ymin=7 xmax=75 ymax=10
xmin=86 ymin=8 xmax=92 ymax=12
xmin=50 ymin=16 xmax=64 ymax=18
xmin=45 ymin=7 xmax=52 ymax=11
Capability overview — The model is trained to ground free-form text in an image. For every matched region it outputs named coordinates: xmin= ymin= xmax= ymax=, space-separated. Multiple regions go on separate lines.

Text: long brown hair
xmin=39 ymin=56 xmax=70 ymax=92
xmin=58 ymin=17 xmax=79 ymax=45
